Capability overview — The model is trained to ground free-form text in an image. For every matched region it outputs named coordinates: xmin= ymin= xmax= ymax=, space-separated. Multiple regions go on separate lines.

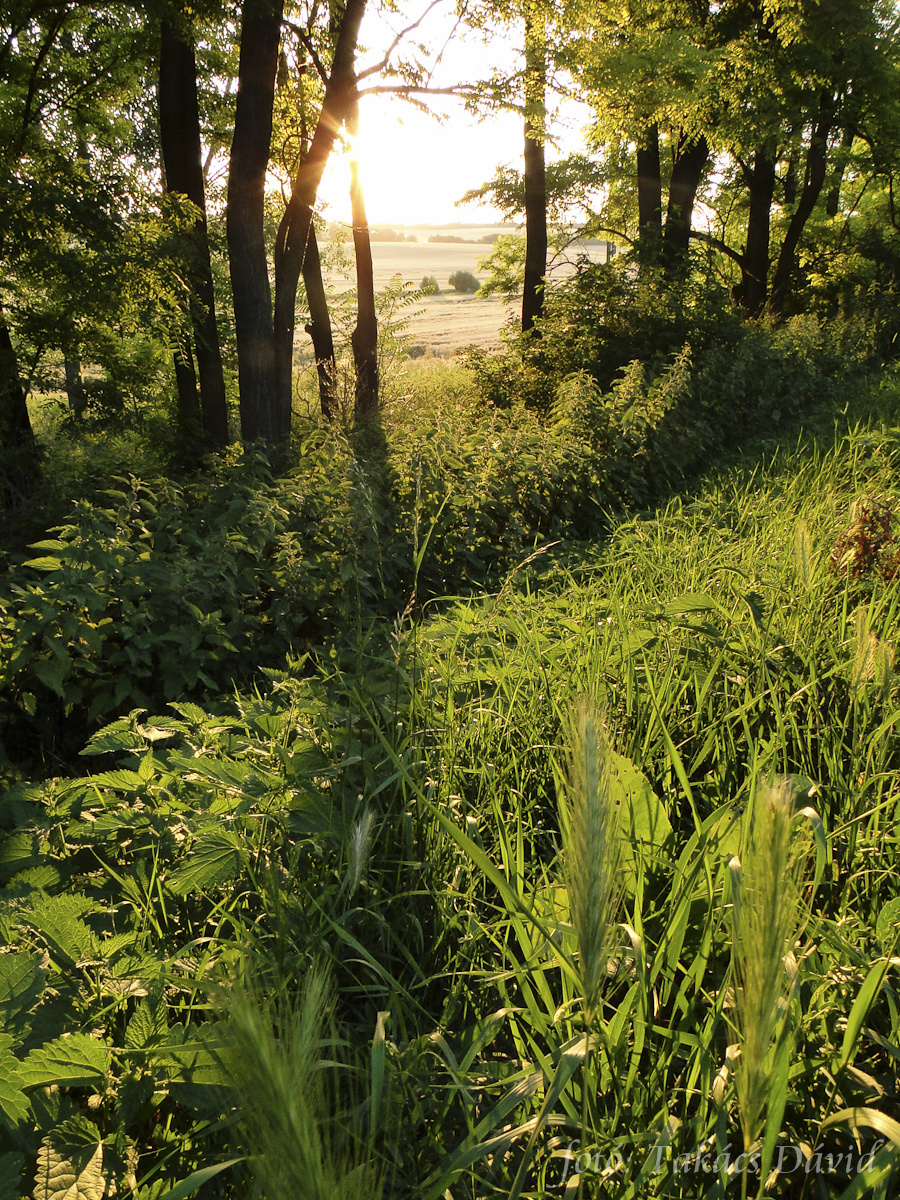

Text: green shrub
xmin=448 ymin=270 xmax=479 ymax=294
xmin=420 ymin=275 xmax=440 ymax=295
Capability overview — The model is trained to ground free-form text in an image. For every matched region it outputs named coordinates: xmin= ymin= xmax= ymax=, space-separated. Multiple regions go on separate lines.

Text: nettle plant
xmin=830 ymin=495 xmax=900 ymax=583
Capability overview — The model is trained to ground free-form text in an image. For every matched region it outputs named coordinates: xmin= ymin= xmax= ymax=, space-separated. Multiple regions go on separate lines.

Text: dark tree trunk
xmin=301 ymin=224 xmax=337 ymax=420
xmin=661 ymin=132 xmax=709 ymax=278
xmin=159 ymin=17 xmax=229 ymax=447
xmin=636 ymin=122 xmax=662 ymax=267
xmin=172 ymin=333 xmax=200 ymax=426
xmin=226 ymin=0 xmax=283 ymax=444
xmin=0 ymin=300 xmax=39 ymax=503
xmin=770 ymin=96 xmax=835 ymax=314
xmin=734 ymin=149 xmax=777 ymax=317
xmin=522 ymin=3 xmax=547 ymax=332
xmin=273 ymin=0 xmax=367 ymax=429
xmin=348 ymin=89 xmax=378 ymax=419
xmin=64 ymin=356 xmax=85 ymax=416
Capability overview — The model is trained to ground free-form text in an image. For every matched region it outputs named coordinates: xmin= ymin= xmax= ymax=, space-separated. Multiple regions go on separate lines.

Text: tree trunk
xmin=734 ymin=149 xmax=777 ymax=317
xmin=770 ymin=96 xmax=835 ymax=315
xmin=661 ymin=131 xmax=709 ymax=278
xmin=301 ymin=223 xmax=337 ymax=420
xmin=348 ymin=89 xmax=379 ymax=419
xmin=636 ymin=122 xmax=662 ymax=267
xmin=826 ymin=122 xmax=855 ymax=217
xmin=159 ymin=17 xmax=229 ymax=447
xmin=64 ymin=356 xmax=85 ymax=416
xmin=522 ymin=2 xmax=547 ymax=332
xmin=172 ymin=333 xmax=200 ymax=426
xmin=273 ymin=0 xmax=367 ymax=429
xmin=226 ymin=0 xmax=283 ymax=444
xmin=0 ymin=299 xmax=39 ymax=503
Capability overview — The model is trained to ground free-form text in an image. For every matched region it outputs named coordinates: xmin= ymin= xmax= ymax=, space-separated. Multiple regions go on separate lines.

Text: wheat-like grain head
xmin=563 ymin=703 xmax=621 ymax=1024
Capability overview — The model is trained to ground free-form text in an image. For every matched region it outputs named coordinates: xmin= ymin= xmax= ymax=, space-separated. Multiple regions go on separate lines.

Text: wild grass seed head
xmin=730 ymin=778 xmax=810 ymax=1154
xmin=226 ymin=965 xmax=383 ymax=1200
xmin=562 ymin=703 xmax=622 ymax=1023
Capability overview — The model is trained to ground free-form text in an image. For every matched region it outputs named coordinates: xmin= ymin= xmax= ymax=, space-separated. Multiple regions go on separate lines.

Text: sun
xmin=317 ymin=94 xmax=519 ymax=227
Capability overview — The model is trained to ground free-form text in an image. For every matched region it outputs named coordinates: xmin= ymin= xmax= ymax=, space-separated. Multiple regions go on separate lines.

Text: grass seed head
xmin=731 ymin=779 xmax=809 ymax=1154
xmin=563 ymin=704 xmax=622 ymax=1023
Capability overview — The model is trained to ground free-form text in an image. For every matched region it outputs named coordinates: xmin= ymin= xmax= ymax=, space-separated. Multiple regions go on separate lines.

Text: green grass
xmin=3 ymin=375 xmax=900 ymax=1198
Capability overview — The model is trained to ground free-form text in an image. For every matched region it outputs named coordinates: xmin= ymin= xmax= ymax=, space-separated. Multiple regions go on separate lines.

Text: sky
xmin=315 ymin=3 xmax=592 ymax=228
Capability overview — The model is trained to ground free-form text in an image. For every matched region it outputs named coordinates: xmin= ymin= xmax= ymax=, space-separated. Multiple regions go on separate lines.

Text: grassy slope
xmin=2 ymin=372 xmax=900 ymax=1197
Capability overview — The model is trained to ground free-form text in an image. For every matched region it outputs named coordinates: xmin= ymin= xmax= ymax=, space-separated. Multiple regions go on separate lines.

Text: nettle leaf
xmin=0 ymin=951 xmax=46 ymax=1038
xmin=0 ymin=1033 xmax=29 ymax=1129
xmin=80 ymin=711 xmax=150 ymax=756
xmin=114 ymin=1070 xmax=155 ymax=1131
xmin=124 ymin=992 xmax=169 ymax=1052
xmin=166 ymin=830 xmax=247 ymax=897
xmin=34 ymin=1115 xmax=105 ymax=1200
xmin=85 ymin=769 xmax=144 ymax=792
xmin=33 ymin=656 xmax=71 ymax=699
xmin=157 ymin=1023 xmax=228 ymax=1087
xmin=0 ymin=1151 xmax=26 ymax=1200
xmin=26 ymin=895 xmax=98 ymax=968
xmin=20 ymin=1033 xmax=110 ymax=1090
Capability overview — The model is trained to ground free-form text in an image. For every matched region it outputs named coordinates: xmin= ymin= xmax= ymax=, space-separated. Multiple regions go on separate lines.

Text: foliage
xmin=0 ymin=436 xmax=394 ymax=759
xmin=4 ymin=400 xmax=900 ymax=1195
xmin=419 ymin=275 xmax=440 ymax=295
xmin=830 ymin=494 xmax=900 ymax=582
xmin=448 ymin=270 xmax=480 ymax=294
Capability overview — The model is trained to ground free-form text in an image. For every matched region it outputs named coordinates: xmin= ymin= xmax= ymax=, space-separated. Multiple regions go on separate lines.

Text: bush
xmin=420 ymin=275 xmax=440 ymax=295
xmin=448 ymin=270 xmax=479 ymax=294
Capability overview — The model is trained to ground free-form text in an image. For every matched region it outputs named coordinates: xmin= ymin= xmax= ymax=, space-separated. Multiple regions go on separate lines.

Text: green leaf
xmin=33 ymin=656 xmax=70 ymax=699
xmin=876 ymin=899 xmax=900 ymax=952
xmin=840 ymin=961 xmax=894 ymax=1069
xmin=0 ymin=1034 xmax=29 ymax=1129
xmin=125 ymin=993 xmax=169 ymax=1052
xmin=34 ymin=1116 xmax=104 ymax=1200
xmin=87 ymin=769 xmax=144 ymax=792
xmin=820 ymin=1105 xmax=900 ymax=1146
xmin=0 ymin=1151 xmax=26 ymax=1200
xmin=22 ymin=556 xmax=64 ymax=572
xmin=25 ymin=894 xmax=98 ymax=968
xmin=21 ymin=1033 xmax=110 ymax=1090
xmin=166 ymin=831 xmax=247 ymax=897
xmin=0 ymin=951 xmax=45 ymax=1037
xmin=609 ymin=749 xmax=673 ymax=881
xmin=154 ymin=1158 xmax=244 ymax=1200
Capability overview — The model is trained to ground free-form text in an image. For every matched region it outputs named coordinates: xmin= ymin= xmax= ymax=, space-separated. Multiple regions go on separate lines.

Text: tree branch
xmin=689 ymin=228 xmax=745 ymax=267
xmin=284 ymin=19 xmax=328 ymax=85
xmin=357 ymin=0 xmax=445 ymax=81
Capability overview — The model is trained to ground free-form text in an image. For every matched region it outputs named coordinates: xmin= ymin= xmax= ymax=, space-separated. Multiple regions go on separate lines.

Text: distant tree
xmin=449 ymin=270 xmax=480 ymax=293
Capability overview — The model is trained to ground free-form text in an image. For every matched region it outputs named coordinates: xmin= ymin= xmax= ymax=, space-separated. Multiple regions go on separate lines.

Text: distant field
xmin=319 ymin=225 xmax=613 ymax=356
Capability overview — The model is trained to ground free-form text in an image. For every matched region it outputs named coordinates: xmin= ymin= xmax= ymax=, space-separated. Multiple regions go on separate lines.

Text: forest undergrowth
xmin=2 ymin=347 xmax=900 ymax=1198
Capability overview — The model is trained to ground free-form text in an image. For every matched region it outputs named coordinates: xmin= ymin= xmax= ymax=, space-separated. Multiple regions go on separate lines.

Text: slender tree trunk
xmin=301 ymin=224 xmax=337 ymax=420
xmin=522 ymin=2 xmax=547 ymax=332
xmin=159 ymin=17 xmax=229 ymax=447
xmin=826 ymin=121 xmax=855 ymax=217
xmin=636 ymin=122 xmax=662 ymax=267
xmin=661 ymin=131 xmax=709 ymax=278
xmin=0 ymin=298 xmax=39 ymax=502
xmin=273 ymin=0 xmax=367 ymax=428
xmin=348 ymin=88 xmax=378 ymax=419
xmin=770 ymin=97 xmax=835 ymax=314
xmin=226 ymin=0 xmax=283 ymax=444
xmin=734 ymin=149 xmax=777 ymax=317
